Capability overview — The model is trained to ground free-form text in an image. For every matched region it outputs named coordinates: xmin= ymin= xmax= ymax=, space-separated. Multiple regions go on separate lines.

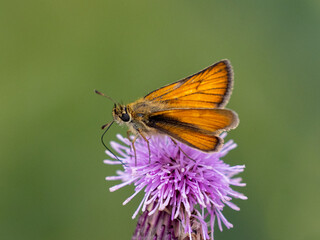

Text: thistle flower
xmin=104 ymin=133 xmax=247 ymax=239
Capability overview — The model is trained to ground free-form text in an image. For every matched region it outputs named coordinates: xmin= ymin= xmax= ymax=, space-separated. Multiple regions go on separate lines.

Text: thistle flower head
xmin=105 ymin=134 xmax=247 ymax=239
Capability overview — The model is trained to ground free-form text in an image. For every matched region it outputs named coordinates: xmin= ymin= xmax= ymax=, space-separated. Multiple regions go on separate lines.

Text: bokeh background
xmin=1 ymin=1 xmax=319 ymax=239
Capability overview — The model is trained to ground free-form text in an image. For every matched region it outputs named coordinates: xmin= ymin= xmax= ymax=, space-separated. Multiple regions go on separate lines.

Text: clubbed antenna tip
xmin=94 ymin=89 xmax=100 ymax=94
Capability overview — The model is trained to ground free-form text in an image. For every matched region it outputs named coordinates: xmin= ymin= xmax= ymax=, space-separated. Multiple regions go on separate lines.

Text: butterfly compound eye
xmin=120 ymin=113 xmax=130 ymax=122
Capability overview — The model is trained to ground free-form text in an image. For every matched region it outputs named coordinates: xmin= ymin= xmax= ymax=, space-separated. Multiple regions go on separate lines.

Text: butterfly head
xmin=112 ymin=104 xmax=132 ymax=124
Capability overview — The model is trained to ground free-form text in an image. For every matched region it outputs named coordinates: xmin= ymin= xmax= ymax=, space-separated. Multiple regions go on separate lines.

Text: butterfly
xmin=96 ymin=60 xmax=239 ymax=158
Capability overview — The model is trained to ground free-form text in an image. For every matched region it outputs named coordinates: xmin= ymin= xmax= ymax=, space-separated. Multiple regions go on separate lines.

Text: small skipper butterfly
xmin=96 ymin=60 xmax=239 ymax=159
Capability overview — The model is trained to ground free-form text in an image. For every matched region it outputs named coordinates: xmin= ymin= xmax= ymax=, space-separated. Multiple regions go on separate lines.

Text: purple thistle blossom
xmin=105 ymin=133 xmax=247 ymax=239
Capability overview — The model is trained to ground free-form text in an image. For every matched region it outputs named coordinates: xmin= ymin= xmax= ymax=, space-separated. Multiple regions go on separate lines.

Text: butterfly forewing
xmin=144 ymin=60 xmax=233 ymax=109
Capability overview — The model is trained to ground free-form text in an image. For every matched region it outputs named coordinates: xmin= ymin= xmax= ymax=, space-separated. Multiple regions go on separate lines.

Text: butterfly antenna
xmin=94 ymin=90 xmax=118 ymax=105
xmin=100 ymin=121 xmax=126 ymax=166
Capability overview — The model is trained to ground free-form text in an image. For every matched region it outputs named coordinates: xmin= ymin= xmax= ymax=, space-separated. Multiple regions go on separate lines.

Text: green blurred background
xmin=1 ymin=0 xmax=319 ymax=239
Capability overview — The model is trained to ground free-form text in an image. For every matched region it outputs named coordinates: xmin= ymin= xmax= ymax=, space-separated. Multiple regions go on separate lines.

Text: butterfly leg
xmin=131 ymin=135 xmax=139 ymax=165
xmin=126 ymin=130 xmax=132 ymax=142
xmin=169 ymin=137 xmax=196 ymax=162
xmin=126 ymin=130 xmax=138 ymax=164
xmin=127 ymin=130 xmax=139 ymax=165
xmin=137 ymin=129 xmax=151 ymax=163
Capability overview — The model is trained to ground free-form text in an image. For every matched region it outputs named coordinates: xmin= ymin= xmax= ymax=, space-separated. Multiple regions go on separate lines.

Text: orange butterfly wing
xmin=144 ymin=60 xmax=233 ymax=109
xmin=147 ymin=108 xmax=238 ymax=152
xmin=154 ymin=125 xmax=222 ymax=152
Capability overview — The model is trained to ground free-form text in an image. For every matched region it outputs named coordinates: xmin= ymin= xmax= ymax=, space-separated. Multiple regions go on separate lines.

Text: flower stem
xmin=132 ymin=203 xmax=206 ymax=240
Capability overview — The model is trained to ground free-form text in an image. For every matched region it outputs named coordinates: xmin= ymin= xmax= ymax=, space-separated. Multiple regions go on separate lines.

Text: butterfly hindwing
xmin=146 ymin=108 xmax=238 ymax=152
